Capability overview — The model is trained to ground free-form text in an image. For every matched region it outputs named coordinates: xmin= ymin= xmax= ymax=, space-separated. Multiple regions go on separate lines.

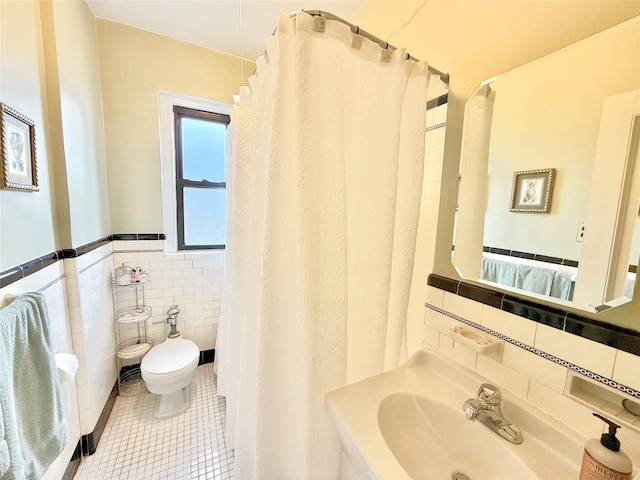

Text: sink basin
xmin=378 ymin=392 xmax=536 ymax=480
xmin=325 ymin=348 xmax=584 ymax=480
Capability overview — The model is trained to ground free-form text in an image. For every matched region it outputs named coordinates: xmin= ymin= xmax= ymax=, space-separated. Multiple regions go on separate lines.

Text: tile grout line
xmin=74 ymin=363 xmax=234 ymax=480
xmin=424 ymin=302 xmax=640 ymax=400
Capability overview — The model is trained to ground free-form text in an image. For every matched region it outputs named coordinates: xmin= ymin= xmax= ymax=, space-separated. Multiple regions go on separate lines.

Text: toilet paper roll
xmin=55 ymin=353 xmax=79 ymax=383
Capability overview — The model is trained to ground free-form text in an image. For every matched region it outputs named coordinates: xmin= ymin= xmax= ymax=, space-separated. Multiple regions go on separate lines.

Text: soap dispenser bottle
xmin=579 ymin=413 xmax=632 ymax=480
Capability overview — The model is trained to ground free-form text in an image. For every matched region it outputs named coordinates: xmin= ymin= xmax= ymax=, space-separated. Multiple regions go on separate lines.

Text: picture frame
xmin=509 ymin=168 xmax=555 ymax=213
xmin=0 ymin=103 xmax=38 ymax=191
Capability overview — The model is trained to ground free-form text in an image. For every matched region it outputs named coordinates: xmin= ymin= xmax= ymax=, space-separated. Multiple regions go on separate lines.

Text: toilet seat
xmin=141 ymin=338 xmax=199 ymax=378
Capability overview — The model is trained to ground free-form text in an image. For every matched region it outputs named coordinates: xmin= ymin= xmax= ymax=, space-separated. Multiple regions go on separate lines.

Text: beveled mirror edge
xmin=451 ymin=16 xmax=640 ymax=315
xmin=427 ymin=273 xmax=640 ymax=357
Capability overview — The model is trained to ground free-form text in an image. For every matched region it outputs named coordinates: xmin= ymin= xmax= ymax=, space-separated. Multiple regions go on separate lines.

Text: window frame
xmin=158 ymin=92 xmax=232 ymax=254
xmin=173 ymin=106 xmax=229 ymax=251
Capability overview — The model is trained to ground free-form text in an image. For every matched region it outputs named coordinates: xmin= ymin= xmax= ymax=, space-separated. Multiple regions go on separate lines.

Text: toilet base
xmin=152 ymin=384 xmax=192 ymax=419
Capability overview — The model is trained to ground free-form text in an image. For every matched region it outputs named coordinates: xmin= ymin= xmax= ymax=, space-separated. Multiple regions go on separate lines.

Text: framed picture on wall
xmin=0 ymin=103 xmax=38 ymax=191
xmin=509 ymin=168 xmax=555 ymax=213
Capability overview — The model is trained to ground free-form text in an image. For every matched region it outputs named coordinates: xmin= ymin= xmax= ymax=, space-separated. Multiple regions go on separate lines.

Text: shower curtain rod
xmin=290 ymin=10 xmax=450 ymax=86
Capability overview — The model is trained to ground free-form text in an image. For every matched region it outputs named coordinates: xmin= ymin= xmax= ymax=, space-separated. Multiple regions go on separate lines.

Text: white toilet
xmin=141 ymin=336 xmax=200 ymax=419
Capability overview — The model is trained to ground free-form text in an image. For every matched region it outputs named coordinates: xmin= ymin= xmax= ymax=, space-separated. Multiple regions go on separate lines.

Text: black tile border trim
xmin=61 ymin=235 xmax=112 ymax=259
xmin=424 ymin=302 xmax=640 ymax=401
xmin=482 ymin=246 xmax=636 ymax=272
xmin=483 ymin=245 xmax=578 ymax=267
xmin=81 ymin=382 xmax=118 ymax=456
xmin=502 ymin=295 xmax=566 ymax=330
xmin=61 ymin=440 xmax=82 ymax=480
xmin=199 ymin=348 xmax=215 ymax=366
xmin=0 ymin=266 xmax=25 ymax=289
xmin=426 ymin=93 xmax=448 ymax=110
xmin=427 ymin=273 xmax=640 ymax=357
xmin=0 ymin=234 xmax=167 ymax=289
xmin=111 ymin=233 xmax=166 ymax=241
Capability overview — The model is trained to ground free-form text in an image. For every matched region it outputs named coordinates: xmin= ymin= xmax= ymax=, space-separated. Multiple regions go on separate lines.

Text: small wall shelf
xmin=565 ymin=372 xmax=640 ymax=435
xmin=112 ymin=272 xmax=153 ymax=396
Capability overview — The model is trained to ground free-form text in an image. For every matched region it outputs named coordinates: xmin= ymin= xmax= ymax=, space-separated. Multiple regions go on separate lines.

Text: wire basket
xmin=118 ymin=364 xmax=148 ymax=397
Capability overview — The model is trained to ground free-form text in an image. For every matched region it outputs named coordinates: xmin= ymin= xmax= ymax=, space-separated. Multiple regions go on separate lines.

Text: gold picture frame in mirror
xmin=509 ymin=168 xmax=555 ymax=213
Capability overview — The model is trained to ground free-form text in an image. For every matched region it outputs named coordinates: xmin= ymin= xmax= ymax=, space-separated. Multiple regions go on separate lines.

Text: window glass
xmin=183 ymin=187 xmax=226 ymax=246
xmin=181 ymin=117 xmax=226 ymax=182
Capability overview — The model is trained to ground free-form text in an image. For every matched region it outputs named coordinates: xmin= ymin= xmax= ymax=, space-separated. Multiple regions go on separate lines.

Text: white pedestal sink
xmin=325 ymin=348 xmax=585 ymax=480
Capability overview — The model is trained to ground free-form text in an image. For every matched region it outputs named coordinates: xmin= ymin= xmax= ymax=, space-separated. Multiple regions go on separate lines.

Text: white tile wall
xmin=613 ymin=350 xmax=640 ymax=391
xmin=407 ymin=103 xmax=447 ymax=353
xmin=112 ymin=241 xmax=225 ymax=351
xmin=501 ymin=343 xmax=567 ymax=393
xmin=442 ymin=292 xmax=483 ymax=322
xmin=0 ymin=262 xmax=82 ymax=480
xmin=480 ymin=305 xmax=536 ymax=345
xmin=476 ymin=353 xmax=530 ymax=398
xmin=533 ymin=322 xmax=617 ymax=378
xmin=65 ymin=243 xmax=117 ymax=436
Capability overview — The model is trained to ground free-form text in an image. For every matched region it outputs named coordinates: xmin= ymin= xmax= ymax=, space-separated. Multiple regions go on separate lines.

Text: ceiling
xmin=86 ymin=0 xmax=365 ymax=61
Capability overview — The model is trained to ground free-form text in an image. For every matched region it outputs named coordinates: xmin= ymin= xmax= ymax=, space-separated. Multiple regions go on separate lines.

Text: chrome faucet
xmin=463 ymin=383 xmax=523 ymax=444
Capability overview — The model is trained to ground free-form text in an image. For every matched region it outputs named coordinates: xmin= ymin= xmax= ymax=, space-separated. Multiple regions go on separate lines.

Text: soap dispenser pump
xmin=579 ymin=413 xmax=632 ymax=480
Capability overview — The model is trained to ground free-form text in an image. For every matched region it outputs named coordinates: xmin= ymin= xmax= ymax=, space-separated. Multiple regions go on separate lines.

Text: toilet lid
xmin=142 ymin=338 xmax=199 ymax=375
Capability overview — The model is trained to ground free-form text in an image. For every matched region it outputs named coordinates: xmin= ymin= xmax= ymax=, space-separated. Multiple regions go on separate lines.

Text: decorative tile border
xmin=425 ymin=302 xmax=640 ymax=401
xmin=426 ymin=122 xmax=446 ymax=132
xmin=427 ymin=273 xmax=640 ymax=356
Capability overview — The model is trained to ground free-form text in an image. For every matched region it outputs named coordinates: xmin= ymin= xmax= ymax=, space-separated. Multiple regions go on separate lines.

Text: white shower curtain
xmin=216 ymin=12 xmax=429 ymax=479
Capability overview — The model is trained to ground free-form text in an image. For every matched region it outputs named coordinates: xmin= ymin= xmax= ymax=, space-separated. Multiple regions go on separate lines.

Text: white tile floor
xmin=74 ymin=364 xmax=234 ymax=479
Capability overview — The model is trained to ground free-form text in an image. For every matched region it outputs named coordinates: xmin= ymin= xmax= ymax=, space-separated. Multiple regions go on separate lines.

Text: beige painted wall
xmin=47 ymin=0 xmax=111 ymax=248
xmin=0 ymin=0 xmax=110 ymax=271
xmin=96 ymin=20 xmax=254 ymax=234
xmin=484 ymin=20 xmax=639 ymax=261
xmin=0 ymin=0 xmax=57 ymax=271
xmin=351 ymin=1 xmax=640 ymax=340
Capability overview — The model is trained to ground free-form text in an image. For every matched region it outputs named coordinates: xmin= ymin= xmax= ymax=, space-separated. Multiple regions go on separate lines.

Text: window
xmin=158 ymin=93 xmax=231 ymax=253
xmin=173 ymin=106 xmax=230 ymax=250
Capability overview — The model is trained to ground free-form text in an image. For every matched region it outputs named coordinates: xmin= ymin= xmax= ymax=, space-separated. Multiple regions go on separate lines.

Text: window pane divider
xmin=178 ymin=179 xmax=226 ymax=188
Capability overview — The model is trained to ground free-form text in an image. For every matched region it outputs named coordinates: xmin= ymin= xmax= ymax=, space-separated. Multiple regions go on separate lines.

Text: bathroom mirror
xmin=453 ymin=16 xmax=640 ymax=313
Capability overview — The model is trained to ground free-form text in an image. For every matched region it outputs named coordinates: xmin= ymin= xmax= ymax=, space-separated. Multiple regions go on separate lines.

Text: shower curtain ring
xmin=385 ymin=42 xmax=389 ymax=49
xmin=356 ymin=26 xmax=359 ymax=34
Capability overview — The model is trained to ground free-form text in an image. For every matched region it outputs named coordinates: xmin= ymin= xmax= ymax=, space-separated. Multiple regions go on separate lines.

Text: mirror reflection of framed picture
xmin=0 ymin=103 xmax=38 ymax=191
xmin=509 ymin=168 xmax=555 ymax=213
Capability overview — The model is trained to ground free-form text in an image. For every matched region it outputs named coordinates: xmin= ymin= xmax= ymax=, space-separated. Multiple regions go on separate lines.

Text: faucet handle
xmin=167 ymin=305 xmax=180 ymax=316
xmin=477 ymin=383 xmax=502 ymax=406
